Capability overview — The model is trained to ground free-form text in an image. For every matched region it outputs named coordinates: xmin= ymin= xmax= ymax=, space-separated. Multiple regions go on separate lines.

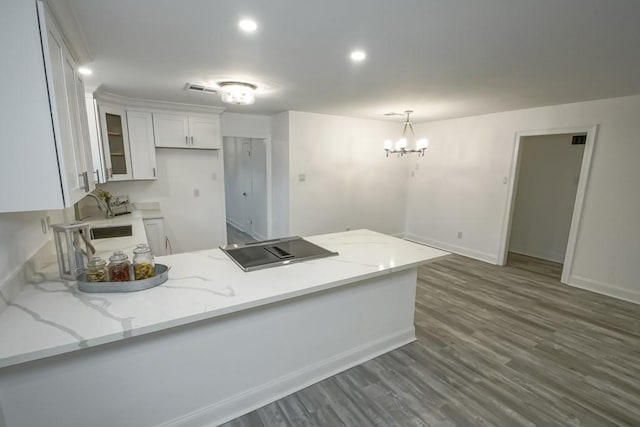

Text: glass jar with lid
xmin=108 ymin=251 xmax=131 ymax=282
xmin=133 ymin=243 xmax=155 ymax=280
xmin=86 ymin=257 xmax=108 ymax=282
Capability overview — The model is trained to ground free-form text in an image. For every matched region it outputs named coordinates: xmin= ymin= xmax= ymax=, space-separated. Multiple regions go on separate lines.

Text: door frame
xmin=497 ymin=125 xmax=598 ymax=284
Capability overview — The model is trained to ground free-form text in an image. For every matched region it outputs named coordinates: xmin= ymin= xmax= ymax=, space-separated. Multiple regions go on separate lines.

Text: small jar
xmin=86 ymin=257 xmax=108 ymax=282
xmin=108 ymin=251 xmax=131 ymax=282
xmin=133 ymin=244 xmax=155 ymax=280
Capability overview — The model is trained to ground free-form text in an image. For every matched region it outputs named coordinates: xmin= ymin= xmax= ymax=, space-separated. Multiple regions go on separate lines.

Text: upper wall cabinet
xmin=153 ymin=113 xmax=221 ymax=149
xmin=99 ymin=105 xmax=133 ymax=181
xmin=93 ymin=93 xmax=223 ymax=182
xmin=127 ymin=111 xmax=157 ymax=180
xmin=0 ymin=0 xmax=94 ymax=212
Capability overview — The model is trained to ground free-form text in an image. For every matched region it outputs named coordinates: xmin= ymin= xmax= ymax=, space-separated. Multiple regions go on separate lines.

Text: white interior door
xmin=239 ymin=140 xmax=253 ymax=233
xmin=249 ymin=139 xmax=268 ymax=240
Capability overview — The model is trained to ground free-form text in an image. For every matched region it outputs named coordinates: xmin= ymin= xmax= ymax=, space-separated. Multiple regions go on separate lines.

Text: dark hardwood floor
xmin=222 ymin=253 xmax=640 ymax=426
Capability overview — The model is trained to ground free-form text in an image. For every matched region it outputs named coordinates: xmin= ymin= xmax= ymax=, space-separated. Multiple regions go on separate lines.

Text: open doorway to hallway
xmin=502 ymin=131 xmax=593 ymax=282
xmin=507 ymin=133 xmax=585 ymax=280
xmin=223 ymin=136 xmax=268 ymax=244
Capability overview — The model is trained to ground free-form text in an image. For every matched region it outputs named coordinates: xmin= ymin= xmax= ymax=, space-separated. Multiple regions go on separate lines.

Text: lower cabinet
xmin=143 ymin=218 xmax=169 ymax=256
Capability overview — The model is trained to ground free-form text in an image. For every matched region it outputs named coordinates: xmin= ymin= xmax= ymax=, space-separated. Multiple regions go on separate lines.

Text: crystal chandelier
xmin=383 ymin=110 xmax=428 ymax=157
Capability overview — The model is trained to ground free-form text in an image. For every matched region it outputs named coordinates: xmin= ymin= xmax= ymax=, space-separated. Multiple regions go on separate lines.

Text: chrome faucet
xmin=74 ymin=193 xmax=114 ymax=220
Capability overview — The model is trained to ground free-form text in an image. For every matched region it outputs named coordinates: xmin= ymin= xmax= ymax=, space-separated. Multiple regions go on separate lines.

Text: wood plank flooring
xmin=222 ymin=254 xmax=640 ymax=426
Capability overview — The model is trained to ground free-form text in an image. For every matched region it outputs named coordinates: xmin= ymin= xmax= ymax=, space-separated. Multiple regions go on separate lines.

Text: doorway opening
xmin=498 ymin=126 xmax=597 ymax=284
xmin=223 ymin=137 xmax=268 ymax=244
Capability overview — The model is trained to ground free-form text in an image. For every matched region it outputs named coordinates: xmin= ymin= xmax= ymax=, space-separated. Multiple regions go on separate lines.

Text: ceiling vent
xmin=184 ymin=83 xmax=218 ymax=95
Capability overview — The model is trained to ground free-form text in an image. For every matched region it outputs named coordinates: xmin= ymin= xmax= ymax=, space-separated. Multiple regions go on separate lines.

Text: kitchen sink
xmin=90 ymin=225 xmax=132 ymax=240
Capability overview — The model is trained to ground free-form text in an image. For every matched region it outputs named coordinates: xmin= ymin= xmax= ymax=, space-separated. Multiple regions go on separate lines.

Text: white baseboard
xmin=404 ymin=233 xmax=498 ymax=264
xmin=509 ymin=248 xmax=564 ymax=264
xmin=252 ymin=231 xmax=267 ymax=241
xmin=569 ymin=275 xmax=640 ymax=305
xmin=161 ymin=328 xmax=416 ymax=427
xmin=225 ymin=218 xmax=243 ymax=232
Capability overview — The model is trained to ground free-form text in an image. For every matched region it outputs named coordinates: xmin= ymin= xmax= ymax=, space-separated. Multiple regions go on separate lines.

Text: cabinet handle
xmin=153 ymin=167 xmax=156 ymax=177
xmin=191 ymin=136 xmax=194 ymax=145
xmin=94 ymin=169 xmax=99 ymax=183
xmin=78 ymin=171 xmax=90 ymax=192
xmin=185 ymin=136 xmax=188 ymax=146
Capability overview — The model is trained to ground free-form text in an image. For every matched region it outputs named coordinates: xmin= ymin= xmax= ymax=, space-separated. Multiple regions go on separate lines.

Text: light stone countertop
xmin=0 ymin=229 xmax=449 ymax=369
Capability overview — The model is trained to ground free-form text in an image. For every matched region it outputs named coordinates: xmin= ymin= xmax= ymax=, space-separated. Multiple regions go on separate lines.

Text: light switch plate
xmin=194 ymin=188 xmax=200 ymax=197
xmin=298 ymin=174 xmax=306 ymax=182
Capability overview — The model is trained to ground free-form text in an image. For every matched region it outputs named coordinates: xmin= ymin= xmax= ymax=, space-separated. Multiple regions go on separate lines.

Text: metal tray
xmin=77 ymin=263 xmax=169 ymax=293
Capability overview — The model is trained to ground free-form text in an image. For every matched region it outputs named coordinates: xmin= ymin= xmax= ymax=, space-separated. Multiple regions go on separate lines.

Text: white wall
xmin=220 ymin=112 xmax=270 ymax=139
xmin=0 ymin=213 xmax=50 ymax=286
xmin=288 ymin=111 xmax=409 ymax=236
xmin=509 ymin=134 xmax=584 ymax=262
xmin=270 ymin=112 xmax=290 ymax=238
xmin=408 ymin=94 xmax=640 ymax=303
xmin=99 ymin=149 xmax=226 ymax=253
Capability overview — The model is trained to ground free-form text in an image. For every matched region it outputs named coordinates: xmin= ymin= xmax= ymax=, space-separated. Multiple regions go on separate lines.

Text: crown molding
xmin=94 ymin=89 xmax=226 ymax=115
xmin=44 ymin=0 xmax=92 ymax=64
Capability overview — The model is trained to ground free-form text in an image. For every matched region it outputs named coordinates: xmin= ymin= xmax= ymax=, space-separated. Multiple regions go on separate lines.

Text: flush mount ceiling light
xmin=238 ymin=19 xmax=258 ymax=33
xmin=350 ymin=50 xmax=366 ymax=62
xmin=383 ymin=110 xmax=429 ymax=157
xmin=78 ymin=67 xmax=92 ymax=75
xmin=218 ymin=81 xmax=257 ymax=105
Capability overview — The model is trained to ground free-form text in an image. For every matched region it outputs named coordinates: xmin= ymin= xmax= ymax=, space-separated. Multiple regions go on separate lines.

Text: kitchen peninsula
xmin=0 ymin=230 xmax=448 ymax=427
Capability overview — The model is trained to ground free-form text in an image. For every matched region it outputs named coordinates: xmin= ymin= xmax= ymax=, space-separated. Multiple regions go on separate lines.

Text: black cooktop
xmin=220 ymin=236 xmax=338 ymax=272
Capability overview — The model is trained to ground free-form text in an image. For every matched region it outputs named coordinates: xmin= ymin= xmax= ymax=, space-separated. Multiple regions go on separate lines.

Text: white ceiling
xmin=64 ymin=0 xmax=640 ymax=122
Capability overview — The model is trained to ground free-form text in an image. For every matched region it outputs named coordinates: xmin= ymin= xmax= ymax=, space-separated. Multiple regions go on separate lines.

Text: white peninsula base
xmin=1 ymin=268 xmax=419 ymax=427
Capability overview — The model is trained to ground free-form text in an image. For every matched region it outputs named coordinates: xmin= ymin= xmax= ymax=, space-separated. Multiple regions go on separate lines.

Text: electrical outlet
xmin=193 ymin=188 xmax=200 ymax=197
xmin=503 ymin=176 xmax=508 ymax=184
xmin=457 ymin=231 xmax=463 ymax=239
xmin=410 ymin=170 xmax=415 ymax=177
xmin=298 ymin=173 xmax=306 ymax=182
xmin=346 ymin=227 xmax=351 ymax=231
xmin=211 ymin=172 xmax=217 ymax=181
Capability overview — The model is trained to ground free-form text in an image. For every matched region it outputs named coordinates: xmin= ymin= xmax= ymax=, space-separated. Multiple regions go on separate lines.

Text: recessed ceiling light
xmin=238 ymin=19 xmax=258 ymax=33
xmin=350 ymin=50 xmax=366 ymax=62
xmin=78 ymin=67 xmax=93 ymax=75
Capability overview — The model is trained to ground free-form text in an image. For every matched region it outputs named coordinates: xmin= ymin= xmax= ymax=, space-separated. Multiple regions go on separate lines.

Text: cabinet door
xmin=153 ymin=113 xmax=189 ymax=148
xmin=188 ymin=115 xmax=220 ymax=149
xmin=127 ymin=111 xmax=157 ymax=180
xmin=42 ymin=6 xmax=90 ymax=204
xmin=99 ymin=106 xmax=133 ymax=181
xmin=143 ymin=218 xmax=166 ymax=256
xmin=73 ymin=71 xmax=95 ymax=193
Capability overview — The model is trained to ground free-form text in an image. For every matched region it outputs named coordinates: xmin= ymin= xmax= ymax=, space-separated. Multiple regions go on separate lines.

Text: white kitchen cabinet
xmin=143 ymin=218 xmax=168 ymax=256
xmin=188 ymin=116 xmax=221 ymax=149
xmin=152 ymin=113 xmax=190 ymax=148
xmin=0 ymin=0 xmax=94 ymax=212
xmin=127 ymin=111 xmax=157 ymax=180
xmin=153 ymin=113 xmax=221 ymax=149
xmin=99 ymin=105 xmax=133 ymax=181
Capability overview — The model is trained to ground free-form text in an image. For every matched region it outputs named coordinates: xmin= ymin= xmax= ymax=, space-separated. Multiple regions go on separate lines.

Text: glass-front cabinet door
xmin=99 ymin=105 xmax=132 ymax=181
